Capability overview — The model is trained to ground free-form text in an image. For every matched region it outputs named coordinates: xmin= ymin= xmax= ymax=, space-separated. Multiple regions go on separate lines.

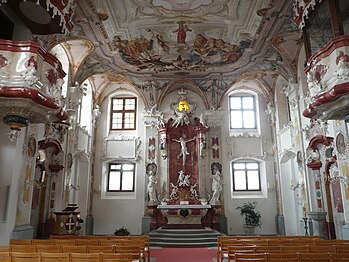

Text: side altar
xmin=144 ymin=89 xmax=225 ymax=232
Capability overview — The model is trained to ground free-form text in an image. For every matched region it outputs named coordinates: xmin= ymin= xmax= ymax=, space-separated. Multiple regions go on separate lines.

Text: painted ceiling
xmin=8 ymin=0 xmax=302 ymax=105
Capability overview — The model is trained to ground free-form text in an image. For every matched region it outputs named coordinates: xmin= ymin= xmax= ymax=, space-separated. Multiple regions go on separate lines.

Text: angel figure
xmin=172 ymin=108 xmax=190 ymax=128
xmin=189 ymin=182 xmax=198 ymax=199
xmin=170 ymin=183 xmax=179 ymax=200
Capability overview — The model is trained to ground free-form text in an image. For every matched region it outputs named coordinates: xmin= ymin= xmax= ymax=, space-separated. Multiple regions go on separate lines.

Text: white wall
xmin=220 ymin=88 xmax=277 ymax=235
xmin=92 ymin=85 xmax=146 ymax=235
xmin=0 ymin=125 xmax=25 ymax=244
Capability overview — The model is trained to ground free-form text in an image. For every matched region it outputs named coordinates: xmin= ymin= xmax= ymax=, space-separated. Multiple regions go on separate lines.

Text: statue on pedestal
xmin=146 ymin=163 xmax=158 ymax=204
xmin=210 ymin=162 xmax=223 ymax=204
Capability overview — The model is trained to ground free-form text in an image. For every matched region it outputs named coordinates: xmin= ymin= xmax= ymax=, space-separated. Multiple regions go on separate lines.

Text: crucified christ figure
xmin=173 ymin=136 xmax=195 ymax=166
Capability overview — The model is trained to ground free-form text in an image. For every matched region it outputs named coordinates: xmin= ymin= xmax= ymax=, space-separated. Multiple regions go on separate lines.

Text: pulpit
xmin=53 ymin=204 xmax=80 ymax=235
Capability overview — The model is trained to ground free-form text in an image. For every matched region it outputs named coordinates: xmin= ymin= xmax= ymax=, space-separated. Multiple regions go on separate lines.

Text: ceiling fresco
xmin=6 ymin=0 xmax=302 ymax=105
xmin=102 ymin=0 xmax=264 ymax=73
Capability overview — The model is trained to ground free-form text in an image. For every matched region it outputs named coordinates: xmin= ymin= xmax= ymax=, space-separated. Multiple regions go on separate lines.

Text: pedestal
xmin=308 ymin=211 xmax=327 ymax=239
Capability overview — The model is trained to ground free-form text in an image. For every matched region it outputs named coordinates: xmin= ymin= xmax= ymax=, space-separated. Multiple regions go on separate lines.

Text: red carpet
xmin=151 ymin=247 xmax=216 ymax=262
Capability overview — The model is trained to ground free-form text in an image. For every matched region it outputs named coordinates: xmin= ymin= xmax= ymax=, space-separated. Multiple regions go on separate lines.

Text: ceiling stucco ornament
xmin=99 ymin=0 xmax=271 ymax=75
xmin=293 ymin=0 xmax=318 ymax=29
xmin=133 ymin=0 xmax=228 ymax=18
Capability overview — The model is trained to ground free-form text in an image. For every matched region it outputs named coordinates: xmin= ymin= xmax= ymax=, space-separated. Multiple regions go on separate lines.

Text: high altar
xmin=145 ymin=89 xmax=225 ymax=231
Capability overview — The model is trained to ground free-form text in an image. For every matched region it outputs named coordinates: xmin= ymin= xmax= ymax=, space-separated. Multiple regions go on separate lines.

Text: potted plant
xmin=236 ymin=201 xmax=262 ymax=235
xmin=114 ymin=226 xmax=130 ymax=236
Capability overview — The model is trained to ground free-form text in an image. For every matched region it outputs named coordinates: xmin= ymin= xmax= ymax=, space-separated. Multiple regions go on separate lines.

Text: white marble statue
xmin=170 ymin=183 xmax=179 ymax=200
xmin=172 ymin=108 xmax=190 ymax=128
xmin=173 ymin=136 xmax=195 ymax=166
xmin=210 ymin=162 xmax=223 ymax=204
xmin=189 ymin=182 xmax=198 ymax=199
xmin=146 ymin=163 xmax=158 ymax=203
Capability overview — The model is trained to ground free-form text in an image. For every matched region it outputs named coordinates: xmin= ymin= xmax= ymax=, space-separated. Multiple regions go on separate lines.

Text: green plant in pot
xmin=114 ymin=226 xmax=130 ymax=236
xmin=236 ymin=201 xmax=262 ymax=235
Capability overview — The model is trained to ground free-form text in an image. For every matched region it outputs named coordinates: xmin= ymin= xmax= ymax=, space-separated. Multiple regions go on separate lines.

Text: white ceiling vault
xmin=33 ymin=0 xmax=301 ymax=107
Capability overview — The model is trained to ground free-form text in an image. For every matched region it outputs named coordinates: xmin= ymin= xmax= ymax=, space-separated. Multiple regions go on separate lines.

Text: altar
xmin=144 ymin=89 xmax=226 ymax=233
xmin=158 ymin=204 xmax=211 ymax=224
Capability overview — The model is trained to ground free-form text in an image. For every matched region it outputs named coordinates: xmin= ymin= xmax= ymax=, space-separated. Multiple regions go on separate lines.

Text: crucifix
xmin=173 ymin=136 xmax=195 ymax=166
xmin=65 ymin=215 xmax=75 ymax=234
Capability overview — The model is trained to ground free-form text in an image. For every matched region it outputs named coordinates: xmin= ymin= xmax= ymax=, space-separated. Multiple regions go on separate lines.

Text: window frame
xmin=110 ymin=97 xmax=137 ymax=131
xmin=107 ymin=162 xmax=136 ymax=192
xmin=229 ymin=94 xmax=257 ymax=130
xmin=232 ymin=161 xmax=261 ymax=192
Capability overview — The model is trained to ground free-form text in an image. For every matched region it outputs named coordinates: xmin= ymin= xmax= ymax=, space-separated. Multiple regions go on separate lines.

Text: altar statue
xmin=146 ymin=163 xmax=158 ymax=203
xmin=172 ymin=107 xmax=190 ymax=128
xmin=210 ymin=162 xmax=223 ymax=204
xmin=170 ymin=183 xmax=179 ymax=200
xmin=173 ymin=136 xmax=195 ymax=166
xmin=189 ymin=182 xmax=198 ymax=199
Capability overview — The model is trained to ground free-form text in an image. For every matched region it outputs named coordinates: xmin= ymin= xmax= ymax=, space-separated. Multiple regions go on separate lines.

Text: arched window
xmin=229 ymin=91 xmax=259 ymax=132
xmin=110 ymin=97 xmax=137 ymax=131
xmin=232 ymin=161 xmax=261 ymax=191
xmin=231 ymin=158 xmax=268 ymax=199
xmin=107 ymin=162 xmax=136 ymax=192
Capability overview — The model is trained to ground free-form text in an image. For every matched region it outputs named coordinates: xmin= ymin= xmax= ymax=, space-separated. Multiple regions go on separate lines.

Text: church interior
xmin=1 ymin=0 xmax=349 ymax=260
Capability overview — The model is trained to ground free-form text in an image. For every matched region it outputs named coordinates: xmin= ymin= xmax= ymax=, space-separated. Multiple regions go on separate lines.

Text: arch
xmin=220 ymin=77 xmax=273 ymax=108
xmin=88 ymin=73 xmax=147 ymax=108
xmin=157 ymin=79 xmax=210 ymax=110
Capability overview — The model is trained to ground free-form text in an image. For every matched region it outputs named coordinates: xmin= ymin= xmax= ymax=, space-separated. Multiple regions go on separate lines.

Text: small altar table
xmin=157 ymin=204 xmax=211 ymax=225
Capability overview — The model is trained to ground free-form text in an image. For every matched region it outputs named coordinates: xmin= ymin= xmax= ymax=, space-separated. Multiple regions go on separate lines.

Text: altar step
xmin=148 ymin=227 xmax=222 ymax=248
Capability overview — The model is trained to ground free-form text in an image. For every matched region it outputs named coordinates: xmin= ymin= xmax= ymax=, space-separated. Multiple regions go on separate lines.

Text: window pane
xmin=110 ymin=164 xmax=121 ymax=170
xmin=243 ymin=111 xmax=255 ymax=128
xmin=247 ymin=171 xmax=260 ymax=190
xmin=125 ymin=99 xmax=135 ymax=110
xmin=122 ymin=171 xmax=134 ymax=190
xmin=242 ymin=97 xmax=254 ymax=109
xmin=123 ymin=164 xmax=134 ymax=171
xmin=230 ymin=111 xmax=242 ymax=128
xmin=246 ymin=163 xmax=258 ymax=170
xmin=113 ymin=99 xmax=124 ymax=110
xmin=124 ymin=112 xmax=135 ymax=128
xmin=234 ymin=171 xmax=246 ymax=190
xmin=112 ymin=113 xmax=123 ymax=129
xmin=109 ymin=171 xmax=121 ymax=190
xmin=233 ymin=163 xmax=246 ymax=170
xmin=230 ymin=97 xmax=241 ymax=109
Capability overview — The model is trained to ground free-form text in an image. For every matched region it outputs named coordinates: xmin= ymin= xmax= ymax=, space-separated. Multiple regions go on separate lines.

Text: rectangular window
xmin=229 ymin=95 xmax=256 ymax=129
xmin=107 ymin=162 xmax=135 ymax=192
xmin=232 ymin=162 xmax=261 ymax=191
xmin=110 ymin=97 xmax=137 ymax=130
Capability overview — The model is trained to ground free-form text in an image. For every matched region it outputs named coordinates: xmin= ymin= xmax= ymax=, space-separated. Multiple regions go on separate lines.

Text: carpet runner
xmin=151 ymin=247 xmax=216 ymax=262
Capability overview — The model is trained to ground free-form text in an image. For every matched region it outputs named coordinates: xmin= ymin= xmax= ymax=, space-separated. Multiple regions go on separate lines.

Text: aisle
xmin=151 ymin=247 xmax=216 ymax=262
